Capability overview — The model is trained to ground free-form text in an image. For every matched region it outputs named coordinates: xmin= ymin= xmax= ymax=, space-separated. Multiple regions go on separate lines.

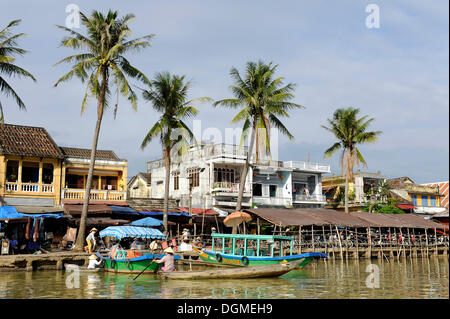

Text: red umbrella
xmin=224 ymin=211 xmax=252 ymax=228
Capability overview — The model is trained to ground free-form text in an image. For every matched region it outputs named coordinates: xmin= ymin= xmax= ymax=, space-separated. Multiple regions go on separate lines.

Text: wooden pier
xmin=0 ymin=251 xmax=89 ymax=271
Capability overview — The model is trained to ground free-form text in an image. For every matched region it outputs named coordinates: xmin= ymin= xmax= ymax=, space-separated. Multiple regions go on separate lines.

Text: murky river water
xmin=0 ymin=257 xmax=448 ymax=299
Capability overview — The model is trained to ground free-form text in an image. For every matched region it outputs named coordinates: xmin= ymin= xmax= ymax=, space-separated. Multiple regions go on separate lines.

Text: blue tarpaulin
xmin=0 ymin=206 xmax=62 ymax=219
xmin=137 ymin=211 xmax=191 ymax=218
xmin=99 ymin=226 xmax=166 ymax=240
xmin=130 ymin=217 xmax=163 ymax=227
xmin=109 ymin=205 xmax=139 ymax=215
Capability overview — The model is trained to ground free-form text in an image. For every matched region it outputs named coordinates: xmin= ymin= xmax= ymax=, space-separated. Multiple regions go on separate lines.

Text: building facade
xmin=145 ymin=143 xmax=330 ymax=210
xmin=388 ymin=177 xmax=445 ymax=216
xmin=0 ymin=124 xmax=128 ymax=210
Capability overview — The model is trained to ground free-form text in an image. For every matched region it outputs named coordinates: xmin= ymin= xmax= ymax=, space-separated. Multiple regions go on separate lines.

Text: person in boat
xmin=182 ymin=228 xmax=190 ymax=242
xmin=85 ymin=228 xmax=98 ymax=254
xmin=211 ymin=227 xmax=217 ymax=234
xmin=87 ymin=253 xmax=102 ymax=269
xmin=155 ymin=247 xmax=176 ymax=272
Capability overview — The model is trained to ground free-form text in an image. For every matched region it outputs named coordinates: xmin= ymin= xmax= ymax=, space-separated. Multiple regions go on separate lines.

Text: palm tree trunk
xmin=236 ymin=121 xmax=257 ymax=211
xmin=163 ymin=147 xmax=171 ymax=235
xmin=344 ymin=174 xmax=349 ymax=214
xmin=73 ymin=67 xmax=107 ymax=252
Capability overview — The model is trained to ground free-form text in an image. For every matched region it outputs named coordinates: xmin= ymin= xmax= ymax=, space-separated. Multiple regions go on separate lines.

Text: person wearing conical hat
xmin=85 ymin=228 xmax=98 ymax=254
xmin=87 ymin=253 xmax=102 ymax=269
xmin=154 ymin=247 xmax=176 ymax=272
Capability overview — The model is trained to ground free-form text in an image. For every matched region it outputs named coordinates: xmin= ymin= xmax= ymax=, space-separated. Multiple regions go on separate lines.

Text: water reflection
xmin=0 ymin=258 xmax=448 ymax=299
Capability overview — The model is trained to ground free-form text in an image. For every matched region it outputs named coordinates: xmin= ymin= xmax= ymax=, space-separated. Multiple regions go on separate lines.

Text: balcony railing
xmin=293 ymin=194 xmax=327 ymax=202
xmin=62 ymin=188 xmax=126 ymax=201
xmin=211 ymin=182 xmax=250 ymax=194
xmin=5 ymin=182 xmax=54 ymax=193
xmin=284 ymin=161 xmax=331 ymax=173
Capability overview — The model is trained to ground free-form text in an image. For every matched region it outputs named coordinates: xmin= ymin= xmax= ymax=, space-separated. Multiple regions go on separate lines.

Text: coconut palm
xmin=141 ymin=72 xmax=211 ymax=234
xmin=54 ymin=10 xmax=153 ymax=251
xmin=214 ymin=60 xmax=303 ymax=211
xmin=322 ymin=107 xmax=382 ymax=213
xmin=0 ymin=19 xmax=36 ymax=123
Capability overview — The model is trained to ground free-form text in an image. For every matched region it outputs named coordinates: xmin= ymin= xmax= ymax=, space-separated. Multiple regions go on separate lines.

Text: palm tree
xmin=0 ymin=19 xmax=36 ymax=123
xmin=140 ymin=72 xmax=211 ymax=234
xmin=214 ymin=60 xmax=303 ymax=211
xmin=54 ymin=10 xmax=153 ymax=251
xmin=322 ymin=107 xmax=382 ymax=213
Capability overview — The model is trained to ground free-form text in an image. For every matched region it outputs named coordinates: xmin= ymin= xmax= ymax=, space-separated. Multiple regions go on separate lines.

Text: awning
xmin=69 ymin=217 xmax=130 ymax=227
xmin=109 ymin=205 xmax=139 ymax=215
xmin=178 ymin=207 xmax=218 ymax=216
xmin=136 ymin=210 xmax=191 ymax=218
xmin=0 ymin=206 xmax=63 ymax=219
xmin=396 ymin=204 xmax=416 ymax=210
xmin=99 ymin=226 xmax=166 ymax=240
xmin=64 ymin=204 xmax=112 ymax=215
xmin=130 ymin=217 xmax=163 ymax=227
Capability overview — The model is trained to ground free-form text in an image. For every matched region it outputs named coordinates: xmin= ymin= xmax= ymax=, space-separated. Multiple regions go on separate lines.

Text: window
xmin=188 ymin=168 xmax=200 ymax=188
xmin=21 ymin=162 xmax=39 ymax=183
xmin=411 ymin=195 xmax=417 ymax=206
xmin=66 ymin=174 xmax=84 ymax=189
xmin=214 ymin=167 xmax=235 ymax=184
xmin=173 ymin=172 xmax=179 ymax=190
xmin=253 ymin=183 xmax=262 ymax=196
xmin=104 ymin=176 xmax=118 ymax=190
xmin=430 ymin=196 xmax=436 ymax=207
xmin=6 ymin=160 xmax=19 ymax=182
xmin=269 ymin=185 xmax=277 ymax=197
xmin=421 ymin=196 xmax=428 ymax=207
xmin=42 ymin=163 xmax=54 ymax=184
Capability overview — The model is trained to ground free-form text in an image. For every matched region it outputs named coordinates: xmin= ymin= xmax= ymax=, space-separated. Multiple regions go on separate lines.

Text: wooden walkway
xmin=0 ymin=251 xmax=89 ymax=271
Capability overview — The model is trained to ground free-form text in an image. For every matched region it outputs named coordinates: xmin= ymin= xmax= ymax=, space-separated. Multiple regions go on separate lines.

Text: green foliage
xmin=362 ymin=199 xmax=404 ymax=214
xmin=0 ymin=19 xmax=36 ymax=123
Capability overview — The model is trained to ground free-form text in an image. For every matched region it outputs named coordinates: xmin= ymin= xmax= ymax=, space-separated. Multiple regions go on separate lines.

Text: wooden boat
xmin=64 ymin=264 xmax=101 ymax=273
xmin=98 ymin=226 xmax=177 ymax=274
xmin=194 ymin=233 xmax=328 ymax=268
xmin=159 ymin=259 xmax=302 ymax=280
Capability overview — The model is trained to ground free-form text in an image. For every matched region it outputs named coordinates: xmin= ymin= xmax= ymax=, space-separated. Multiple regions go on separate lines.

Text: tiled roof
xmin=60 ymin=147 xmax=120 ymax=160
xmin=139 ymin=173 xmax=152 ymax=183
xmin=0 ymin=124 xmax=64 ymax=158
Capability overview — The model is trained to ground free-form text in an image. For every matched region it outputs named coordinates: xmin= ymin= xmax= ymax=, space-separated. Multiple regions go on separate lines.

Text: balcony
xmin=62 ymin=188 xmax=127 ymax=202
xmin=283 ymin=161 xmax=331 ymax=173
xmin=293 ymin=194 xmax=327 ymax=203
xmin=253 ymin=196 xmax=291 ymax=207
xmin=211 ymin=182 xmax=251 ymax=196
xmin=5 ymin=182 xmax=55 ymax=194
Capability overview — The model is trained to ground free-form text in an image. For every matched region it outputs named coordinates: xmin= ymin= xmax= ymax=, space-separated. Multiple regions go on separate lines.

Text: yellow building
xmin=387 ymin=177 xmax=444 ymax=216
xmin=0 ymin=124 xmax=128 ymax=211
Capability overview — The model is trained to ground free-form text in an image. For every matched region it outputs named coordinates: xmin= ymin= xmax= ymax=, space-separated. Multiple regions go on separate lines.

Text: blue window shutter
xmin=430 ymin=196 xmax=436 ymax=207
xmin=411 ymin=195 xmax=417 ymax=206
xmin=422 ymin=196 xmax=428 ymax=207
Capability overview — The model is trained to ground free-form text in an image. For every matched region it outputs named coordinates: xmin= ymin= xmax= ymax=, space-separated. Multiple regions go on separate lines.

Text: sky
xmin=1 ymin=0 xmax=448 ymax=184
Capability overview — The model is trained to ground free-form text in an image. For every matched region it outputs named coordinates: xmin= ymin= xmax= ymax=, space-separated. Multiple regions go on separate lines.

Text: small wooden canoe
xmin=158 ymin=259 xmax=302 ymax=280
xmin=64 ymin=264 xmax=101 ymax=272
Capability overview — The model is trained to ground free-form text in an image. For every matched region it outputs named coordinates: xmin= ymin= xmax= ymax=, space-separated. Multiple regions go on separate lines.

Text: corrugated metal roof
xmin=244 ymin=208 xmax=446 ymax=229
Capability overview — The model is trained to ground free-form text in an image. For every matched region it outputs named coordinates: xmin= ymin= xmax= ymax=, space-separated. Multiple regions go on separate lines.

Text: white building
xmin=145 ymin=143 xmax=330 ymax=210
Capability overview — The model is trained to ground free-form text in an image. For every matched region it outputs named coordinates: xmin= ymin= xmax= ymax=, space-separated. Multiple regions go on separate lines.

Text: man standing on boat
xmin=155 ymin=247 xmax=176 ymax=272
xmin=85 ymin=228 xmax=98 ymax=254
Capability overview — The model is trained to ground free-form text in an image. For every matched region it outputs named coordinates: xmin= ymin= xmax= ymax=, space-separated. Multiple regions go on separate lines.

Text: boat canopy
xmin=99 ymin=226 xmax=166 ymax=240
xmin=211 ymin=233 xmax=293 ymax=241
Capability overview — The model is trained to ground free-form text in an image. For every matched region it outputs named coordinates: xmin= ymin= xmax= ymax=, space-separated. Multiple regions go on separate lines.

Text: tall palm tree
xmin=54 ymin=10 xmax=153 ymax=251
xmin=0 ymin=19 xmax=36 ymax=123
xmin=141 ymin=72 xmax=211 ymax=234
xmin=214 ymin=60 xmax=303 ymax=211
xmin=322 ymin=107 xmax=382 ymax=213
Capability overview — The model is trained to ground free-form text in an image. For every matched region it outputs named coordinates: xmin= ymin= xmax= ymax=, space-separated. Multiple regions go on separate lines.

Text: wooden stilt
xmin=367 ymin=227 xmax=372 ymax=259
xmin=322 ymin=226 xmax=328 ymax=255
xmin=298 ymin=226 xmax=302 ymax=254
xmin=355 ymin=228 xmax=359 ymax=260
xmin=407 ymin=228 xmax=412 ymax=258
xmin=388 ymin=227 xmax=393 ymax=258
xmin=434 ymin=228 xmax=438 ymax=256
xmin=425 ymin=230 xmax=429 ymax=257
xmin=345 ymin=227 xmax=349 ymax=259
xmin=311 ymin=225 xmax=315 ymax=251
xmin=257 ymin=218 xmax=260 ymax=236
xmin=335 ymin=225 xmax=343 ymax=260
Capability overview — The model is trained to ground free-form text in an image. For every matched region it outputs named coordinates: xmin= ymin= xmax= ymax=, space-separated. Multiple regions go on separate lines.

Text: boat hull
xmin=99 ymin=253 xmax=177 ymax=274
xmin=159 ymin=259 xmax=302 ymax=280
xmin=195 ymin=248 xmax=327 ymax=268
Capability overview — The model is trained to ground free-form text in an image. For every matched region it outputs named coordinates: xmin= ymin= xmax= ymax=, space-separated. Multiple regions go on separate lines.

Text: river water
xmin=0 ymin=257 xmax=448 ymax=299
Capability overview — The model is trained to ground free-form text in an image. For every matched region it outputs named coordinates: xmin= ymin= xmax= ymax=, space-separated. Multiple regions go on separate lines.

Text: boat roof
xmin=99 ymin=226 xmax=166 ymax=240
xmin=211 ymin=233 xmax=293 ymax=241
